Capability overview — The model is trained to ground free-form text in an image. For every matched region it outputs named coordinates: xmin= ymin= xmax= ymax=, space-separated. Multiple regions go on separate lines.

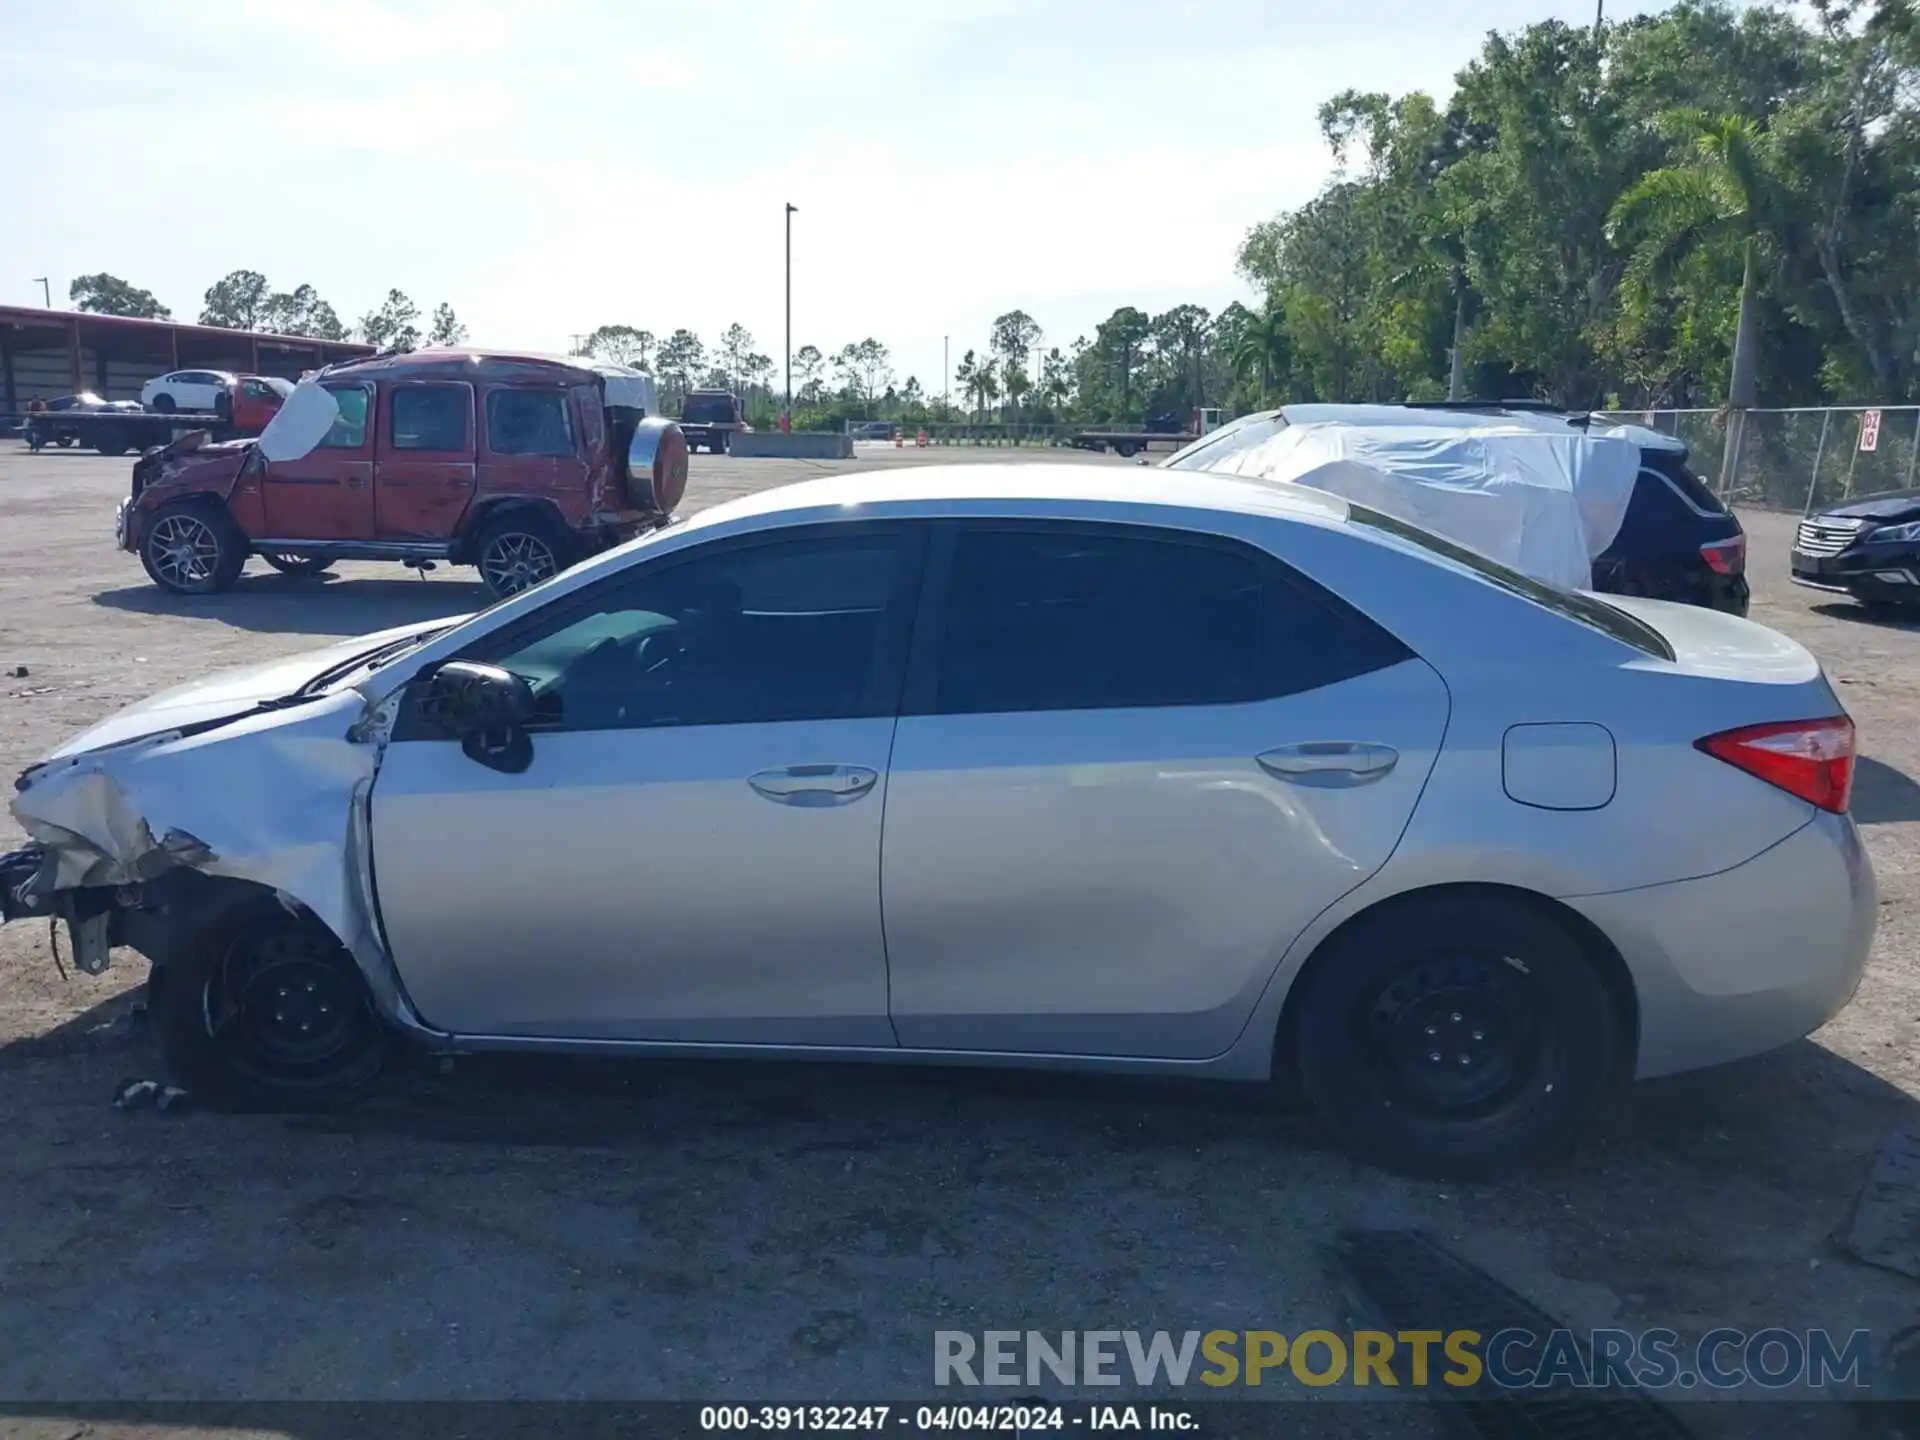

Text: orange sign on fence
xmin=1861 ymin=409 xmax=1883 ymax=452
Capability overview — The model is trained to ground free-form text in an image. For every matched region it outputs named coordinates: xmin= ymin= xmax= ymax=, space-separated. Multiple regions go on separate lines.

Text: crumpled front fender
xmin=9 ymin=689 xmax=431 ymax=1032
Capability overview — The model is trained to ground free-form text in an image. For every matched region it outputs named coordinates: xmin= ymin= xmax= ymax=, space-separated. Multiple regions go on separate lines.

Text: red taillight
xmin=1701 ymin=535 xmax=1746 ymax=575
xmin=1696 ymin=716 xmax=1855 ymax=813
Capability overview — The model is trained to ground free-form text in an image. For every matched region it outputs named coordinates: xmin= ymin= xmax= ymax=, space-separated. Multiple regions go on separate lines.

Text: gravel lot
xmin=1 ymin=445 xmax=1917 ymax=1437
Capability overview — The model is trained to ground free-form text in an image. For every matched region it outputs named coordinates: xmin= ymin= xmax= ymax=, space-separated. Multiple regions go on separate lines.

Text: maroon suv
xmin=120 ymin=349 xmax=688 ymax=599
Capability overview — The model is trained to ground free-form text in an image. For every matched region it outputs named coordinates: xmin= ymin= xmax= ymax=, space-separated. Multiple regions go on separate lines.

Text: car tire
xmin=1290 ymin=890 xmax=1627 ymax=1178
xmin=474 ymin=511 xmax=575 ymax=599
xmin=94 ymin=428 xmax=131 ymax=458
xmin=149 ymin=895 xmax=391 ymax=1112
xmin=261 ymin=553 xmax=335 ymax=579
xmin=151 ymin=393 xmax=176 ymax=414
xmin=54 ymin=435 xmax=74 ymax=448
xmin=139 ymin=501 xmax=247 ymax=595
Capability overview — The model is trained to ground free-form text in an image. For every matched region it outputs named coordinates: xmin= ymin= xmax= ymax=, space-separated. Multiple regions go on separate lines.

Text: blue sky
xmin=5 ymin=0 xmax=1678 ymax=392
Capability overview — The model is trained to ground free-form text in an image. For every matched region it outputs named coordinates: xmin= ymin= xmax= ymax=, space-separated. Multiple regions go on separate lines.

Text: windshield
xmin=1349 ymin=503 xmax=1674 ymax=660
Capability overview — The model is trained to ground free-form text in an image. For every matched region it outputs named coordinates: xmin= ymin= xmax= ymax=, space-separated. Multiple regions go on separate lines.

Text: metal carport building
xmin=0 ymin=306 xmax=372 ymax=420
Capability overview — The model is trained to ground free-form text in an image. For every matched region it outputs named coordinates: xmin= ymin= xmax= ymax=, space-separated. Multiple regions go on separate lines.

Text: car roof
xmin=679 ymin=462 xmax=1353 ymax=534
xmin=326 ymin=348 xmax=595 ymax=383
xmin=1278 ymin=402 xmax=1685 ymax=456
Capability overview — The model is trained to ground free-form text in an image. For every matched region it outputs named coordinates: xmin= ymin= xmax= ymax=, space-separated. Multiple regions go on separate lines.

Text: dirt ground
xmin=2 ymin=443 xmax=1919 ymax=1437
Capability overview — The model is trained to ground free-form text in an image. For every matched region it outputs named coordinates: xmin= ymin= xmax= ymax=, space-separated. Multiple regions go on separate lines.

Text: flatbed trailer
xmin=1065 ymin=429 xmax=1196 ymax=458
xmin=24 ymin=408 xmax=241 ymax=457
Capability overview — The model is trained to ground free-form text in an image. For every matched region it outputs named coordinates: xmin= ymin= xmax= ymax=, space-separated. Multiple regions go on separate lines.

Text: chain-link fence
xmin=1599 ymin=407 xmax=1920 ymax=513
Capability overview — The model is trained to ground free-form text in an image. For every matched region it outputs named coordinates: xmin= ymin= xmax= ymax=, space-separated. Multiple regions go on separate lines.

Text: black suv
xmin=1167 ymin=403 xmax=1750 ymax=616
xmin=678 ymin=389 xmax=745 ymax=454
xmin=1791 ymin=488 xmax=1920 ymax=613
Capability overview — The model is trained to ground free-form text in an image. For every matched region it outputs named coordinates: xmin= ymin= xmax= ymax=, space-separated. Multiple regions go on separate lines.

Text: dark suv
xmin=1167 ymin=403 xmax=1750 ymax=615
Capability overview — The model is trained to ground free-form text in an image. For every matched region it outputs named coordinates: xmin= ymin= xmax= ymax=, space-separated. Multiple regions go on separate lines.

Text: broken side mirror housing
xmin=420 ymin=661 xmax=536 ymax=774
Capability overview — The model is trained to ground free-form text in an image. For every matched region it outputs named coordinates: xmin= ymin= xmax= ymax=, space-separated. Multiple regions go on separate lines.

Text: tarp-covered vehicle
xmin=119 ymin=350 xmax=685 ymax=599
xmin=1166 ymin=403 xmax=1750 ymax=613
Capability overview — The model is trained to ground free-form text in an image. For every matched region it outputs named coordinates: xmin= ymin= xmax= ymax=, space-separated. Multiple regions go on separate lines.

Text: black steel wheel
xmin=152 ymin=901 xmax=390 ymax=1110
xmin=1290 ymin=891 xmax=1625 ymax=1177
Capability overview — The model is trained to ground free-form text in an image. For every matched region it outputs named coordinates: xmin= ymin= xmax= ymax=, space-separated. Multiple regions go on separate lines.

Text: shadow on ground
xmin=1856 ymin=756 xmax=1920 ymax=826
xmin=92 ymin=574 xmax=487 ymax=637
xmin=1813 ymin=601 xmax=1920 ymax=633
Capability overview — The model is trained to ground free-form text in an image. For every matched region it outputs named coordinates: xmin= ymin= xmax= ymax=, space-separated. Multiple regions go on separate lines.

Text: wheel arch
xmin=1269 ymin=881 xmax=1641 ymax=1081
xmin=449 ymin=496 xmax=573 ymax=565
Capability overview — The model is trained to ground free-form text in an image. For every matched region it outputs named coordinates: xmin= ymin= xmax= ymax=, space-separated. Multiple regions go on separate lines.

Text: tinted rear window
xmin=1641 ymin=453 xmax=1726 ymax=515
xmin=1349 ymin=505 xmax=1674 ymax=660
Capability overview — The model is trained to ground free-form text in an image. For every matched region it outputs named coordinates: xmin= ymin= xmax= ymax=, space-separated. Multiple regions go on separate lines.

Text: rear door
xmin=259 ymin=381 xmax=376 ymax=540
xmin=377 ymin=381 xmax=476 ymax=540
xmin=880 ymin=520 xmax=1450 ymax=1060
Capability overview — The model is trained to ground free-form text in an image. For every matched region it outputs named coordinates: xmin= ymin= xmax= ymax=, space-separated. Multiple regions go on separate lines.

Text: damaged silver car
xmin=2 ymin=463 xmax=1875 ymax=1176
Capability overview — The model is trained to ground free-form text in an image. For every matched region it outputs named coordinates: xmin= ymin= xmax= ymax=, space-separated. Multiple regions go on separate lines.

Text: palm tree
xmin=1609 ymin=110 xmax=1778 ymax=481
xmin=1232 ymin=303 xmax=1290 ymax=407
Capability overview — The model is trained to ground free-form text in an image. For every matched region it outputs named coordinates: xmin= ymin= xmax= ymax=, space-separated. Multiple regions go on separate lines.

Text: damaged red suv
xmin=120 ymin=350 xmax=689 ymax=599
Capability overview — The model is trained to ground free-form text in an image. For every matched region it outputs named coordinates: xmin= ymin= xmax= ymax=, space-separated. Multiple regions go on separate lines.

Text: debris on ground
xmin=112 ymin=1078 xmax=189 ymax=1114
xmin=1848 ymin=1128 xmax=1920 ymax=1279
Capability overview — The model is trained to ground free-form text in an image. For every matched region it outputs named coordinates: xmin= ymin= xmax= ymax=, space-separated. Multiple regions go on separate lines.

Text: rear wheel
xmin=474 ymin=511 xmax=574 ymax=599
xmin=261 ymin=553 xmax=334 ymax=578
xmin=151 ymin=393 xmax=177 ymax=414
xmin=94 ymin=428 xmax=130 ymax=457
xmin=140 ymin=501 xmax=246 ymax=594
xmin=151 ymin=899 xmax=390 ymax=1111
xmin=54 ymin=434 xmax=74 ymax=448
xmin=1290 ymin=891 xmax=1626 ymax=1177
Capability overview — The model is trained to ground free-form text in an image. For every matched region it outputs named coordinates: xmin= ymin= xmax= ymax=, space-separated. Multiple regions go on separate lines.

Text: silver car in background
xmin=0 ymin=464 xmax=1874 ymax=1174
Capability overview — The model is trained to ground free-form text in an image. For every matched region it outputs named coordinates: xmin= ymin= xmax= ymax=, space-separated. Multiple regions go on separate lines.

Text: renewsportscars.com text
xmin=934 ymin=1328 xmax=1871 ymax=1391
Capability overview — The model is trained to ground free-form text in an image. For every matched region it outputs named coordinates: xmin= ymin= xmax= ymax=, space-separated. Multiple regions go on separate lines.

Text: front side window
xmin=318 ymin=384 xmax=371 ymax=449
xmin=487 ymin=389 xmax=574 ymax=457
xmin=932 ymin=528 xmax=1263 ymax=715
xmin=391 ymin=385 xmax=470 ymax=452
xmin=473 ymin=531 xmax=915 ymax=732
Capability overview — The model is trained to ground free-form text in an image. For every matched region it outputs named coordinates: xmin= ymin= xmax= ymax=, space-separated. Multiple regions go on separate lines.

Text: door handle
xmin=1257 ymin=742 xmax=1399 ymax=788
xmin=748 ymin=764 xmax=879 ymax=806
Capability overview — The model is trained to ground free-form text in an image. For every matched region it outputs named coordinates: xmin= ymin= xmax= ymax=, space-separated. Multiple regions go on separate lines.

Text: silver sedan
xmin=1 ymin=464 xmax=1875 ymax=1174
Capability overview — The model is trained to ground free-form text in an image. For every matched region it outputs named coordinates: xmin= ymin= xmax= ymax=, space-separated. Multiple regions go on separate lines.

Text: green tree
xmin=259 ymin=284 xmax=347 ymax=340
xmin=200 ymin=270 xmax=272 ymax=329
xmin=69 ymin=273 xmax=171 ymax=319
xmin=357 ymin=290 xmax=421 ymax=352
xmin=1232 ymin=303 xmax=1291 ymax=406
xmin=656 ymin=329 xmax=706 ymax=408
xmin=583 ymin=325 xmax=654 ymax=369
xmin=989 ymin=309 xmax=1042 ymax=380
xmin=1089 ymin=306 xmax=1152 ymax=420
xmin=1609 ymin=110 xmax=1781 ymax=414
xmin=718 ymin=323 xmax=755 ymax=389
xmin=793 ymin=344 xmax=825 ymax=404
xmin=427 ymin=302 xmax=468 ymax=347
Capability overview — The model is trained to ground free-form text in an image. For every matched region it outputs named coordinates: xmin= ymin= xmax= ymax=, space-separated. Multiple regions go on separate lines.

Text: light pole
xmin=943 ymin=335 xmax=949 ymax=412
xmin=33 ymin=277 xmax=50 ymax=308
xmin=785 ymin=203 xmax=797 ymax=424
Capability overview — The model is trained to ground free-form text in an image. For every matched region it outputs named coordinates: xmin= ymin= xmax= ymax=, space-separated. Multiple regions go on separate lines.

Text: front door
xmin=369 ymin=523 xmax=927 ymax=1043
xmin=880 ymin=521 xmax=1451 ymax=1060
xmin=260 ymin=380 xmax=376 ymax=541
xmin=377 ymin=381 xmax=476 ymax=540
